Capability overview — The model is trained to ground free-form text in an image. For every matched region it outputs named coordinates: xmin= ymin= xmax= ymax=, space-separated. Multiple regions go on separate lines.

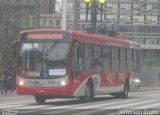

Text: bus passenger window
xmin=84 ymin=44 xmax=93 ymax=71
xmin=119 ymin=48 xmax=127 ymax=72
xmin=102 ymin=46 xmax=111 ymax=72
xmin=92 ymin=45 xmax=102 ymax=71
xmin=127 ymin=49 xmax=133 ymax=72
xmin=111 ymin=47 xmax=119 ymax=72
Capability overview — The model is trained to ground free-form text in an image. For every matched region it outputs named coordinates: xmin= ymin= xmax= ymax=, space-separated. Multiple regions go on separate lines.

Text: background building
xmin=40 ymin=0 xmax=56 ymax=14
xmin=0 ymin=0 xmax=37 ymax=28
xmin=65 ymin=0 xmax=160 ymax=65
xmin=40 ymin=13 xmax=61 ymax=29
xmin=0 ymin=0 xmax=38 ymax=66
xmin=0 ymin=0 xmax=61 ymax=66
xmin=39 ymin=0 xmax=61 ymax=29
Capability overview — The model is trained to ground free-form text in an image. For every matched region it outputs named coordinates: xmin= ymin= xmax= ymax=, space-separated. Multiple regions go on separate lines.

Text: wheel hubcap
xmin=86 ymin=87 xmax=91 ymax=98
xmin=124 ymin=87 xmax=128 ymax=96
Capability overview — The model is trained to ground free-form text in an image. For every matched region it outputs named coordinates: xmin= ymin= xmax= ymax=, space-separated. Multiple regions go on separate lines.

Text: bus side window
xmin=92 ymin=45 xmax=102 ymax=71
xmin=127 ymin=49 xmax=133 ymax=72
xmin=102 ymin=46 xmax=111 ymax=72
xmin=111 ymin=47 xmax=119 ymax=72
xmin=77 ymin=43 xmax=85 ymax=72
xmin=84 ymin=44 xmax=93 ymax=71
xmin=120 ymin=48 xmax=127 ymax=72
xmin=133 ymin=49 xmax=138 ymax=72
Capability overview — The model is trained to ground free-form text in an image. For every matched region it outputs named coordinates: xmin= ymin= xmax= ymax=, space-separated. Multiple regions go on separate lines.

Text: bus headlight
xmin=134 ymin=78 xmax=141 ymax=83
xmin=18 ymin=80 xmax=24 ymax=86
xmin=60 ymin=81 xmax=67 ymax=86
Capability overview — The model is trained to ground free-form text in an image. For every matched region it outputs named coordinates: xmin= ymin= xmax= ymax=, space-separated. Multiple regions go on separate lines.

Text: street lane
xmin=0 ymin=90 xmax=160 ymax=115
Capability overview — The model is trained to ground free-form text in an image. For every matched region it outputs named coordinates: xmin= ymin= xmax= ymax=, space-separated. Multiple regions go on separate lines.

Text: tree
xmin=0 ymin=3 xmax=24 ymax=66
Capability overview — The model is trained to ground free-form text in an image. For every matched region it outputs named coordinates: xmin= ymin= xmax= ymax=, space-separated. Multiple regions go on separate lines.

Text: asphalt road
xmin=0 ymin=90 xmax=160 ymax=115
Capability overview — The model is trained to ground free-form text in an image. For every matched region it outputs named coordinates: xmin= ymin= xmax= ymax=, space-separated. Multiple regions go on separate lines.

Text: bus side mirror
xmin=74 ymin=67 xmax=82 ymax=78
xmin=12 ymin=40 xmax=18 ymax=59
xmin=13 ymin=49 xmax=17 ymax=59
xmin=73 ymin=42 xmax=79 ymax=48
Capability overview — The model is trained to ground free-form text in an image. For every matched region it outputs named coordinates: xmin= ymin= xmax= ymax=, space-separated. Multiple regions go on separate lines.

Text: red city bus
xmin=14 ymin=29 xmax=140 ymax=104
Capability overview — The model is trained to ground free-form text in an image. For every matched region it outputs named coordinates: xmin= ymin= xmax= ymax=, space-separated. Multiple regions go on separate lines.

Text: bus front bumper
xmin=16 ymin=85 xmax=74 ymax=97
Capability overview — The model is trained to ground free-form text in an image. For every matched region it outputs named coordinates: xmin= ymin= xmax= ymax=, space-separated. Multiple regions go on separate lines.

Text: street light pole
xmin=91 ymin=0 xmax=98 ymax=34
xmin=84 ymin=0 xmax=105 ymax=34
xmin=62 ymin=0 xmax=67 ymax=29
xmin=73 ymin=0 xmax=78 ymax=31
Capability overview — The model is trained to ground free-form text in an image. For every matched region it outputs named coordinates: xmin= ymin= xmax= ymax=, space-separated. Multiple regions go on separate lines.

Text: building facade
xmin=39 ymin=0 xmax=56 ymax=14
xmin=66 ymin=0 xmax=160 ymax=61
xmin=0 ymin=0 xmax=58 ymax=28
xmin=0 ymin=0 xmax=39 ymax=29
xmin=40 ymin=13 xmax=61 ymax=29
xmin=39 ymin=0 xmax=61 ymax=29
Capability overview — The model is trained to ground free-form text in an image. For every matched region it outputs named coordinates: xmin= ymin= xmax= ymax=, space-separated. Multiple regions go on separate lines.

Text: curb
xmin=0 ymin=90 xmax=17 ymax=96
xmin=138 ymin=87 xmax=160 ymax=92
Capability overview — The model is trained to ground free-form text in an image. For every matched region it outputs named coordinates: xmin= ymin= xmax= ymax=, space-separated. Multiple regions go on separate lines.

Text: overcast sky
xmin=56 ymin=0 xmax=62 ymax=11
xmin=55 ymin=0 xmax=62 ymax=11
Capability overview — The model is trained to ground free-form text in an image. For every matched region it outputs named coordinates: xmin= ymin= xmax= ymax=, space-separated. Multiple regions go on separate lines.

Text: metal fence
xmin=140 ymin=66 xmax=160 ymax=88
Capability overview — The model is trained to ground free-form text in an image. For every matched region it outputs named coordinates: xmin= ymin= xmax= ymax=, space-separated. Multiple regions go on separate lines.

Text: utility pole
xmin=62 ymin=0 xmax=67 ymax=29
xmin=73 ymin=0 xmax=78 ymax=31
xmin=35 ymin=0 xmax=40 ymax=28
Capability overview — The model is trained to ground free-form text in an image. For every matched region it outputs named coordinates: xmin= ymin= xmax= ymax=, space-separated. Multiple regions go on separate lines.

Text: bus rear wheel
xmin=113 ymin=80 xmax=129 ymax=98
xmin=121 ymin=80 xmax=129 ymax=98
xmin=34 ymin=95 xmax=46 ymax=104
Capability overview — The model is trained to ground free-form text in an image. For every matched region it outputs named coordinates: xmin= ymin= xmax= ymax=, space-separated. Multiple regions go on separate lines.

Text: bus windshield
xmin=18 ymin=42 xmax=69 ymax=78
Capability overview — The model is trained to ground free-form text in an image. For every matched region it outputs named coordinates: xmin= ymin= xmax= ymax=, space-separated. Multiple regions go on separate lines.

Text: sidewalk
xmin=0 ymin=90 xmax=17 ymax=96
xmin=138 ymin=87 xmax=160 ymax=92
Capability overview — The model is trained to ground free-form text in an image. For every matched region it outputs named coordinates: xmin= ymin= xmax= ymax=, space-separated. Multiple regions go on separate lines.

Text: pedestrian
xmin=158 ymin=72 xmax=160 ymax=87
xmin=12 ymin=64 xmax=16 ymax=90
xmin=2 ymin=67 xmax=12 ymax=94
xmin=0 ymin=72 xmax=3 ymax=94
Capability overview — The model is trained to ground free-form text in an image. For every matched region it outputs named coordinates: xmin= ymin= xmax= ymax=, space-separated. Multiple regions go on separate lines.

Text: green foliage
xmin=0 ymin=4 xmax=25 ymax=66
xmin=141 ymin=58 xmax=160 ymax=66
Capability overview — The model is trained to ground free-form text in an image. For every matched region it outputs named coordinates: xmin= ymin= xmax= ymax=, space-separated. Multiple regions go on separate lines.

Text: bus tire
xmin=113 ymin=80 xmax=129 ymax=98
xmin=121 ymin=80 xmax=129 ymax=98
xmin=84 ymin=82 xmax=94 ymax=102
xmin=120 ymin=80 xmax=129 ymax=98
xmin=34 ymin=95 xmax=46 ymax=104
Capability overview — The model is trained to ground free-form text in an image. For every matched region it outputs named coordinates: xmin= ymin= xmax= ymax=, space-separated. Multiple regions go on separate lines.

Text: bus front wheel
xmin=34 ymin=95 xmax=46 ymax=104
xmin=84 ymin=82 xmax=94 ymax=102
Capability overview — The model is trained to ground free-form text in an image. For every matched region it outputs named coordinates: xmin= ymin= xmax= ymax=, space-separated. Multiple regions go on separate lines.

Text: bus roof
xmin=19 ymin=29 xmax=140 ymax=49
xmin=72 ymin=31 xmax=140 ymax=49
xmin=20 ymin=29 xmax=73 ymax=35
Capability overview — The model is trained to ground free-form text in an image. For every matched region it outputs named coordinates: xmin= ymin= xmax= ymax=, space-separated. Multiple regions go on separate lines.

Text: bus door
xmin=72 ymin=42 xmax=85 ymax=86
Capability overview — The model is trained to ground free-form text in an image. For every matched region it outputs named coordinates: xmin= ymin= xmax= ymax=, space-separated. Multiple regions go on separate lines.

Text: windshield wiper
xmin=46 ymin=42 xmax=57 ymax=56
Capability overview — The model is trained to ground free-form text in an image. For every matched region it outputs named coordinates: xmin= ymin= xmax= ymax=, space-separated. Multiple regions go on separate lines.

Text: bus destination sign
xmin=28 ymin=33 xmax=64 ymax=39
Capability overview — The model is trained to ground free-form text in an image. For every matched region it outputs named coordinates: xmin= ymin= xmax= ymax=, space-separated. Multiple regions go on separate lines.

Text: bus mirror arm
xmin=75 ymin=68 xmax=81 ymax=77
xmin=76 ymin=68 xmax=80 ymax=73
xmin=13 ymin=50 xmax=17 ymax=59
xmin=72 ymin=68 xmax=81 ymax=80
xmin=12 ymin=40 xmax=18 ymax=59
